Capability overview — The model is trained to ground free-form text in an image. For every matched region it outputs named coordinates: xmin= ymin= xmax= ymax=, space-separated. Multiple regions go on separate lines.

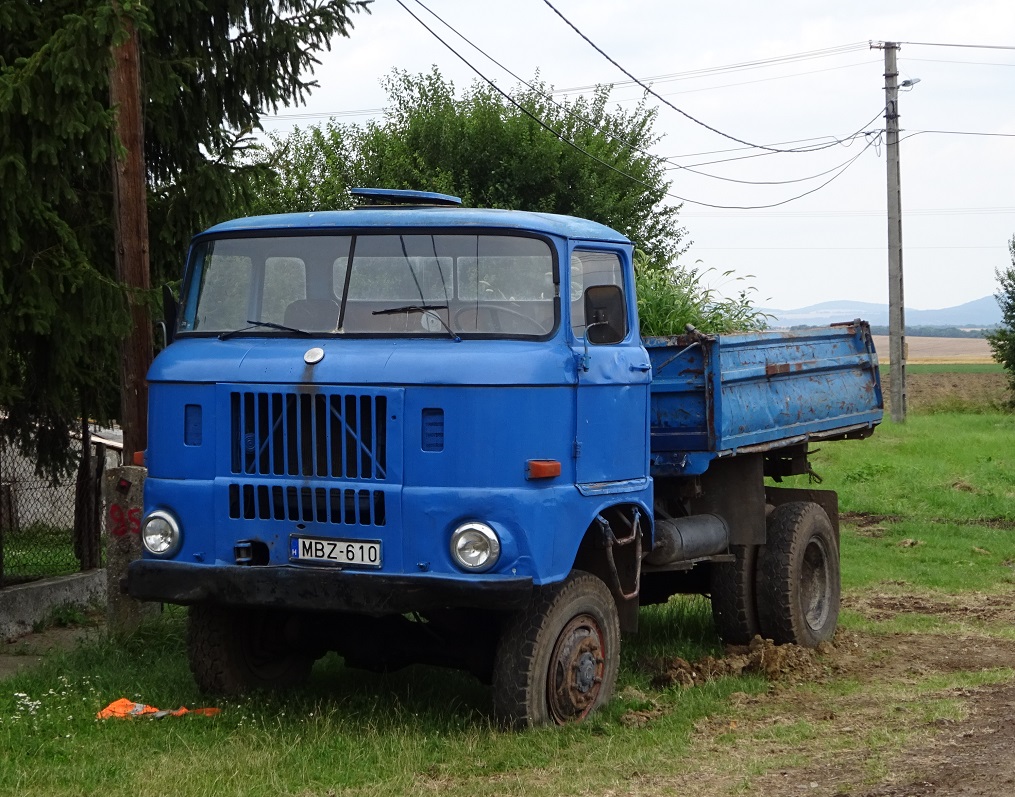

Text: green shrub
xmin=634 ymin=251 xmax=769 ymax=337
xmin=985 ymin=235 xmax=1015 ymax=407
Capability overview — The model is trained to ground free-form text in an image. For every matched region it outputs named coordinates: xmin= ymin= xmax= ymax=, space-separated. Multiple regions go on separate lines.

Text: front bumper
xmin=126 ymin=560 xmax=534 ymax=615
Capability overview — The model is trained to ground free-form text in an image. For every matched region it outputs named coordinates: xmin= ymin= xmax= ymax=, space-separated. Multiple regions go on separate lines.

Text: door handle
xmin=630 ymin=363 xmax=652 ymax=372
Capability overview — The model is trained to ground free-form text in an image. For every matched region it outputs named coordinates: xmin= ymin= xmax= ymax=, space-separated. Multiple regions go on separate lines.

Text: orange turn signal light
xmin=526 ymin=459 xmax=561 ymax=480
xmin=133 ymin=450 xmax=146 ymax=467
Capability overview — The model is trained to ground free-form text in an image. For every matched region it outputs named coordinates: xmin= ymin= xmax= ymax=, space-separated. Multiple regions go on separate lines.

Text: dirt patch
xmin=845 ymin=591 xmax=1015 ymax=627
xmin=644 ymin=636 xmax=830 ymax=691
xmin=842 ymin=511 xmax=1015 ymax=533
xmin=0 ymin=625 xmax=100 ymax=681
xmin=884 ymin=371 xmax=1008 ymax=412
xmin=654 ymin=629 xmax=1015 ymax=797
xmin=617 ymin=585 xmax=1015 ymax=796
xmin=850 ymin=681 xmax=1015 ymax=796
xmin=864 ymin=335 xmax=1009 ymax=411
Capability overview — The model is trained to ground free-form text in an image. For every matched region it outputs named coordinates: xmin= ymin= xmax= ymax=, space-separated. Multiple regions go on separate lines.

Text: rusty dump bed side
xmin=645 ymin=320 xmax=884 ymax=476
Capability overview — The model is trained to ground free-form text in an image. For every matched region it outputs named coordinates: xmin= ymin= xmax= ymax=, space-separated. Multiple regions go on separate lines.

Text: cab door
xmin=569 ymin=248 xmax=651 ymax=486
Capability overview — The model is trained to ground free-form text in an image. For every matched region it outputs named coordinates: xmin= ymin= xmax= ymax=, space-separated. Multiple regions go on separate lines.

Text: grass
xmin=881 ymin=363 xmax=1003 ymax=374
xmin=5 ymin=408 xmax=1015 ymax=795
xmin=0 ymin=601 xmax=763 ymax=797
xmin=777 ymin=413 xmax=1015 ymax=594
xmin=2 ymin=522 xmax=81 ymax=584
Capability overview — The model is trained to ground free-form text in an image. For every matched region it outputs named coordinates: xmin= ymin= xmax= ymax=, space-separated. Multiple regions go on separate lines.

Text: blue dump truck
xmin=127 ymin=188 xmax=883 ymax=726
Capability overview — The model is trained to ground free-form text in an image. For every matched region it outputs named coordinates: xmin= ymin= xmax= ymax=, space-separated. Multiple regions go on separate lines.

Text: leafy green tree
xmin=0 ymin=0 xmax=364 ymax=476
xmin=986 ymin=236 xmax=1015 ymax=406
xmin=250 ymin=68 xmax=688 ymax=268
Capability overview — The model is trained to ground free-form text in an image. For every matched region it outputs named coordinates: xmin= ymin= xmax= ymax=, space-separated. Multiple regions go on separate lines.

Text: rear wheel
xmin=710 ymin=544 xmax=761 ymax=644
xmin=187 ymin=605 xmax=314 ymax=695
xmin=756 ymin=502 xmax=840 ymax=647
xmin=492 ymin=571 xmax=620 ymax=728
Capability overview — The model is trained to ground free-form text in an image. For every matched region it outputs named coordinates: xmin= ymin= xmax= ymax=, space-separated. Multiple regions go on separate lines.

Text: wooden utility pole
xmin=109 ymin=8 xmax=152 ymax=457
xmin=876 ymin=41 xmax=907 ymax=422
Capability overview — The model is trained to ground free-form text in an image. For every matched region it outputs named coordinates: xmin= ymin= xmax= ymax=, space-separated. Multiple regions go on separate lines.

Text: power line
xmin=896 ymin=41 xmax=1015 ymax=51
xmin=665 ymin=134 xmax=869 ymax=160
xmin=262 ymin=107 xmax=383 ymax=121
xmin=902 ymin=56 xmax=1015 ymax=68
xmin=396 ymin=0 xmax=881 ymax=210
xmin=391 ymin=0 xmax=661 ymax=195
xmin=410 ymin=0 xmax=884 ymax=190
xmin=693 ymin=245 xmax=1008 ymax=251
xmin=555 ymin=42 xmax=870 ymax=93
xmin=670 ymin=132 xmax=881 ymax=186
xmin=666 ymin=134 xmax=880 ymax=209
xmin=540 ymin=0 xmax=863 ymax=155
xmin=903 ymin=129 xmax=1015 ymax=139
xmin=668 ymin=127 xmax=879 ymax=171
xmin=683 ymin=206 xmax=1015 ymax=218
xmin=665 ymin=133 xmax=870 ymax=170
xmin=410 ymin=0 xmax=676 ymax=173
xmin=621 ymin=60 xmax=881 ymax=100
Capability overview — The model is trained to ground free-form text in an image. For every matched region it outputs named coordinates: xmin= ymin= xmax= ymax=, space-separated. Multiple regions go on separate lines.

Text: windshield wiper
xmin=218 ymin=320 xmax=310 ymax=340
xmin=371 ymin=303 xmax=448 ymax=316
xmin=371 ymin=304 xmax=460 ymax=342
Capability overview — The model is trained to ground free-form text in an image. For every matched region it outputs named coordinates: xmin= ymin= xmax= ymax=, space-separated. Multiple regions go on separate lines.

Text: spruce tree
xmin=0 ymin=0 xmax=365 ymax=476
xmin=986 ymin=236 xmax=1015 ymax=406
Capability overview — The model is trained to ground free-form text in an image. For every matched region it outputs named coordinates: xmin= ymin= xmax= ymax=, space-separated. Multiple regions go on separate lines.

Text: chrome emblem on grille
xmin=304 ymin=347 xmax=325 ymax=365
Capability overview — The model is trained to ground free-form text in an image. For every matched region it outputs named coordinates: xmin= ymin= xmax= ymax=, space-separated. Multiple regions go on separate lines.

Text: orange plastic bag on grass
xmin=97 ymin=698 xmax=220 ymax=719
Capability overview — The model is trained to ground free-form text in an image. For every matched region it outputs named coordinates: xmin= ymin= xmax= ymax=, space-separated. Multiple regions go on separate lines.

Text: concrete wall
xmin=0 ymin=570 xmax=105 ymax=642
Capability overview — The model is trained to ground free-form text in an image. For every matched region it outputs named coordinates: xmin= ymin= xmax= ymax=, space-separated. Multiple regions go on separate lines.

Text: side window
xmin=570 ymin=250 xmax=624 ymax=339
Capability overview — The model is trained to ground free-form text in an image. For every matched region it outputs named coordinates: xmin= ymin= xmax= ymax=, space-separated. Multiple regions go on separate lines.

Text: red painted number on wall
xmin=109 ymin=505 xmax=142 ymax=536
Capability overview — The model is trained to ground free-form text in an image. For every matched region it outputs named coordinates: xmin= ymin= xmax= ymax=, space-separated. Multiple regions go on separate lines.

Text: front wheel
xmin=756 ymin=502 xmax=840 ymax=647
xmin=187 ymin=605 xmax=314 ymax=695
xmin=492 ymin=571 xmax=620 ymax=728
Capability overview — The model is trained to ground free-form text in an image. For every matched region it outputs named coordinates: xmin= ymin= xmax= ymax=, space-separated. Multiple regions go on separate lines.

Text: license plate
xmin=290 ymin=535 xmax=382 ymax=568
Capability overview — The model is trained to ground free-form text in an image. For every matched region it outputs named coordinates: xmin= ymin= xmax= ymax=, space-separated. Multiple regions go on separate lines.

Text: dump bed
xmin=646 ymin=320 xmax=883 ymax=476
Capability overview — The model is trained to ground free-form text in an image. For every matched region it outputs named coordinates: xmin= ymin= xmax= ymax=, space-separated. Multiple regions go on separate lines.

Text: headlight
xmin=450 ymin=521 xmax=501 ymax=572
xmin=141 ymin=510 xmax=182 ymax=557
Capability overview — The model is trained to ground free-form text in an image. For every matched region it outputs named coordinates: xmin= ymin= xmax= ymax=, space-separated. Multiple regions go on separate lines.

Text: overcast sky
xmin=259 ymin=0 xmax=1015 ymax=311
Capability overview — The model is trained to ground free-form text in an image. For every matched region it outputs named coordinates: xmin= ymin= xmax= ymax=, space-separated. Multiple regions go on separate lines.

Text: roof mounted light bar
xmin=350 ymin=187 xmax=462 ymax=207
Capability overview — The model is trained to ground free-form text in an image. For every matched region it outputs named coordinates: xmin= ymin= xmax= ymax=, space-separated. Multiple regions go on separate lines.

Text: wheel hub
xmin=547 ymin=614 xmax=606 ymax=723
xmin=802 ymin=537 xmax=831 ymax=631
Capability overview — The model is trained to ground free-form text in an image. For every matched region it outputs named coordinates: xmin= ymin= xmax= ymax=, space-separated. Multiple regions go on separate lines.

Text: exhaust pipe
xmin=645 ymin=514 xmax=730 ymax=565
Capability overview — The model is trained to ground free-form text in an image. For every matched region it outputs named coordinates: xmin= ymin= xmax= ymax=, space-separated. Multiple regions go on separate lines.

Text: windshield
xmin=178 ymin=233 xmax=557 ymax=338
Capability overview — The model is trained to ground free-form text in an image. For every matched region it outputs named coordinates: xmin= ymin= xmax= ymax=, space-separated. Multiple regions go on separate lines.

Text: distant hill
xmin=764 ymin=295 xmax=1001 ymax=329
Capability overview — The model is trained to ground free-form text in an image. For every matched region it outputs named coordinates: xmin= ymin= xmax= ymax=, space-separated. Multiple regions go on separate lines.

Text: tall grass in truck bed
xmin=634 ymin=255 xmax=769 ymax=336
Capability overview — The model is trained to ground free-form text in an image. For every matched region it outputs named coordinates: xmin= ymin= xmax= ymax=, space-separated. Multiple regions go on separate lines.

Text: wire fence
xmin=0 ymin=433 xmax=119 ymax=588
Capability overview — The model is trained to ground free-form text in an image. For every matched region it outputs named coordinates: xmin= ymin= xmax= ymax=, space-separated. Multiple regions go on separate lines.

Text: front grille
xmin=230 ymin=390 xmax=387 ymax=480
xmin=228 ymin=483 xmax=386 ymax=526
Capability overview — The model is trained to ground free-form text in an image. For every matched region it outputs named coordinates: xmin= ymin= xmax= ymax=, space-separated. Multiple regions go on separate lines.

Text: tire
xmin=709 ymin=544 xmax=761 ymax=644
xmin=187 ymin=604 xmax=314 ymax=696
xmin=756 ymin=502 xmax=840 ymax=647
xmin=492 ymin=571 xmax=621 ymax=728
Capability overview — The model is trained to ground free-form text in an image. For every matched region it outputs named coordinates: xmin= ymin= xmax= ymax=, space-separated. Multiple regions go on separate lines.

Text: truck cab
xmin=130 ymin=190 xmax=654 ymax=724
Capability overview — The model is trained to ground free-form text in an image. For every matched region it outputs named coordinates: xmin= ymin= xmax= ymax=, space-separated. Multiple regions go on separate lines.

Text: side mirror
xmin=162 ymin=284 xmax=179 ymax=346
xmin=583 ymin=285 xmax=626 ymax=345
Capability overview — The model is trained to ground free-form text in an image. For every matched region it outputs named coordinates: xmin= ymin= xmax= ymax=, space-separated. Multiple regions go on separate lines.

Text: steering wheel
xmin=454 ymin=304 xmax=548 ymax=335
